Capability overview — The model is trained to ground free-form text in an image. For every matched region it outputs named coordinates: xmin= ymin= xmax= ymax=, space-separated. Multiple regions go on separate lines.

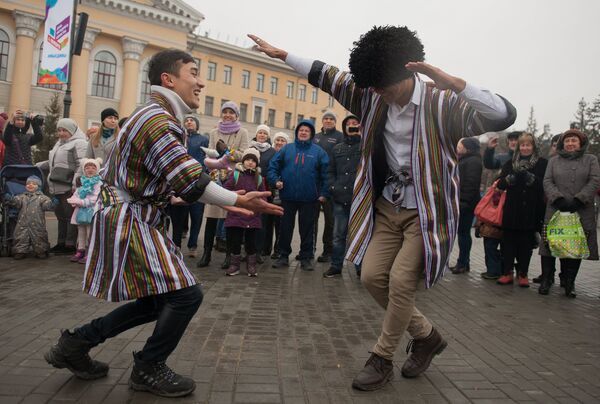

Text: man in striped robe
xmin=44 ymin=49 xmax=282 ymax=398
xmin=249 ymin=26 xmax=516 ymax=391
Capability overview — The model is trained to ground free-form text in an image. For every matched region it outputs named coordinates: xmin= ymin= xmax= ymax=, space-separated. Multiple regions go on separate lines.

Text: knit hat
xmin=322 ymin=110 xmax=337 ymax=121
xmin=26 ymin=175 xmax=42 ymax=187
xmin=81 ymin=157 xmax=102 ymax=172
xmin=184 ymin=115 xmax=200 ymax=131
xmin=341 ymin=114 xmax=360 ymax=135
xmin=221 ymin=101 xmax=240 ymax=117
xmin=255 ymin=124 xmax=271 ymax=138
xmin=273 ymin=132 xmax=290 ymax=143
xmin=295 ymin=120 xmax=316 ymax=139
xmin=460 ymin=137 xmax=480 ymax=154
xmin=57 ymin=118 xmax=78 ymax=135
xmin=506 ymin=131 xmax=522 ymax=140
xmin=101 ymin=108 xmax=119 ymax=122
xmin=242 ymin=148 xmax=260 ymax=164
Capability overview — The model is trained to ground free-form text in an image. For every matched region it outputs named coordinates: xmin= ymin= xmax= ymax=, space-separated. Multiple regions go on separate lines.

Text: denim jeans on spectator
xmin=331 ymin=202 xmax=351 ymax=270
xmin=75 ymin=285 xmax=203 ymax=363
xmin=187 ymin=202 xmax=204 ymax=249
xmin=278 ymin=200 xmax=317 ymax=260
xmin=483 ymin=237 xmax=502 ymax=277
xmin=457 ymin=208 xmax=475 ymax=267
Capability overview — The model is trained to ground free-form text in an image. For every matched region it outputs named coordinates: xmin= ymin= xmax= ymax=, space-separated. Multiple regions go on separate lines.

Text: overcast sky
xmin=187 ymin=0 xmax=600 ymax=134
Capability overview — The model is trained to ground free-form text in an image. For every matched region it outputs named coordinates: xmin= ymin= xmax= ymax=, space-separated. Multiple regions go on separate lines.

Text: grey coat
xmin=540 ymin=153 xmax=600 ymax=259
xmin=7 ymin=191 xmax=56 ymax=254
xmin=37 ymin=130 xmax=88 ymax=195
xmin=86 ymin=135 xmax=116 ymax=164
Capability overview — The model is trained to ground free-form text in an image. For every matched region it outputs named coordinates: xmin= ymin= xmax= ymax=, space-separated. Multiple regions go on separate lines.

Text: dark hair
xmin=148 ymin=49 xmax=195 ymax=86
xmin=349 ymin=26 xmax=425 ymax=89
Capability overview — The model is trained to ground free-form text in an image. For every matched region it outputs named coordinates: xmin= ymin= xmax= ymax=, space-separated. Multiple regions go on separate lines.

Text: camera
xmin=347 ymin=126 xmax=360 ymax=133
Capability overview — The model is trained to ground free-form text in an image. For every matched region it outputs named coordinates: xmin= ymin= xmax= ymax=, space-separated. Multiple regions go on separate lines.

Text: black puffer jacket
xmin=313 ymin=128 xmax=343 ymax=160
xmin=1 ymin=118 xmax=43 ymax=165
xmin=328 ymin=136 xmax=361 ymax=206
xmin=458 ymin=152 xmax=483 ymax=211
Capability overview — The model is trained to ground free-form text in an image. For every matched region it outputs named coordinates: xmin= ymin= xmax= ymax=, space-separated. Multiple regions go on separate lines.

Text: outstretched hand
xmin=235 ymin=190 xmax=284 ymax=216
xmin=405 ymin=62 xmax=466 ymax=93
xmin=247 ymin=34 xmax=288 ymax=61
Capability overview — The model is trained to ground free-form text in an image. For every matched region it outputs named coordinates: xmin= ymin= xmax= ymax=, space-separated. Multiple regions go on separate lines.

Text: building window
xmin=268 ymin=109 xmax=276 ymax=127
xmin=223 ymin=65 xmax=232 ymax=85
xmin=310 ymin=116 xmax=316 ymax=124
xmin=284 ymin=112 xmax=292 ymax=129
xmin=311 ymin=88 xmax=318 ymax=104
xmin=256 ymin=73 xmax=264 ymax=92
xmin=328 ymin=95 xmax=335 ymax=108
xmin=298 ymin=84 xmax=306 ymax=102
xmin=0 ymin=29 xmax=8 ymax=81
xmin=194 ymin=57 xmax=201 ymax=71
xmin=242 ymin=70 xmax=250 ymax=89
xmin=240 ymin=103 xmax=248 ymax=122
xmin=221 ymin=99 xmax=229 ymax=107
xmin=270 ymin=77 xmax=278 ymax=95
xmin=286 ymin=81 xmax=294 ymax=99
xmin=253 ymin=106 xmax=263 ymax=124
xmin=297 ymin=114 xmax=304 ymax=123
xmin=140 ymin=62 xmax=151 ymax=103
xmin=204 ymin=96 xmax=214 ymax=116
xmin=207 ymin=62 xmax=217 ymax=81
xmin=37 ymin=42 xmax=63 ymax=90
xmin=91 ymin=50 xmax=117 ymax=98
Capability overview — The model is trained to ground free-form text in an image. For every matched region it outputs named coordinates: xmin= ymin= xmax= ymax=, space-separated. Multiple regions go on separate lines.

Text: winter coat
xmin=223 ymin=164 xmax=265 ymax=228
xmin=187 ymin=132 xmax=209 ymax=166
xmin=483 ymin=147 xmax=513 ymax=170
xmin=1 ymin=120 xmax=43 ymax=166
xmin=38 ymin=130 xmax=88 ymax=195
xmin=205 ymin=127 xmax=249 ymax=219
xmin=68 ymin=180 xmax=102 ymax=225
xmin=328 ymin=137 xmax=361 ymax=206
xmin=86 ymin=127 xmax=117 ymax=164
xmin=497 ymin=157 xmax=548 ymax=232
xmin=313 ymin=128 xmax=343 ymax=160
xmin=6 ymin=191 xmax=56 ymax=254
xmin=458 ymin=152 xmax=483 ymax=211
xmin=539 ymin=152 xmax=600 ymax=260
xmin=268 ymin=139 xmax=329 ymax=202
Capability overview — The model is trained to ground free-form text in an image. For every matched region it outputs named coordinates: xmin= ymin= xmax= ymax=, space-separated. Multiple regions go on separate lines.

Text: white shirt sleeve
xmin=198 ymin=181 xmax=238 ymax=206
xmin=285 ymin=53 xmax=314 ymax=78
xmin=459 ymin=82 xmax=508 ymax=120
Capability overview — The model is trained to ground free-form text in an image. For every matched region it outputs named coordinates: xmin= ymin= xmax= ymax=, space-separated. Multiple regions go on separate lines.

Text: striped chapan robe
xmin=83 ymin=92 xmax=210 ymax=302
xmin=307 ymin=61 xmax=516 ymax=288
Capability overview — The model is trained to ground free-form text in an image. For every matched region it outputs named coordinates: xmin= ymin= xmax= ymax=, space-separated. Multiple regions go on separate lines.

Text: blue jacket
xmin=187 ymin=131 xmax=209 ymax=167
xmin=268 ymin=138 xmax=329 ymax=202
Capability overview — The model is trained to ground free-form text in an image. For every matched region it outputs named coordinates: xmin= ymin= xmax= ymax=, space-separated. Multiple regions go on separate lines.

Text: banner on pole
xmin=38 ymin=0 xmax=74 ymax=85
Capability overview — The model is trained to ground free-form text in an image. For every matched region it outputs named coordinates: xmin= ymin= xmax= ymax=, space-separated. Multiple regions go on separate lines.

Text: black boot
xmin=129 ymin=352 xmax=195 ymax=397
xmin=196 ymin=250 xmax=211 ymax=267
xmin=221 ymin=253 xmax=231 ymax=270
xmin=563 ymin=262 xmax=580 ymax=298
xmin=538 ymin=256 xmax=555 ymax=295
xmin=351 ymin=352 xmax=394 ymax=391
xmin=44 ymin=330 xmax=109 ymax=380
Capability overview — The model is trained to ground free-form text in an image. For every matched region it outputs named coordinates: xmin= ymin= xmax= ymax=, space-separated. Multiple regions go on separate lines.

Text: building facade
xmin=0 ymin=0 xmax=347 ymax=136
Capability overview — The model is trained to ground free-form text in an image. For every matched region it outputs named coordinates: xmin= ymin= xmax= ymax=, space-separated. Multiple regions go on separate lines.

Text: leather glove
xmin=523 ymin=171 xmax=536 ymax=187
xmin=505 ymin=174 xmax=517 ymax=186
xmin=552 ymin=197 xmax=571 ymax=212
xmin=568 ymin=198 xmax=585 ymax=212
xmin=215 ymin=139 xmax=229 ymax=156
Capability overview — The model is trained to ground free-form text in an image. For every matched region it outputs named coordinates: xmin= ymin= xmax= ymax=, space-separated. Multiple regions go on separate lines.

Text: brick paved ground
xmin=0 ymin=216 xmax=599 ymax=403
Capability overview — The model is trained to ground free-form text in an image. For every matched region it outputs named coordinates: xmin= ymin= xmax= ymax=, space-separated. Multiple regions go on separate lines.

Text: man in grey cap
xmin=313 ymin=111 xmax=343 ymax=262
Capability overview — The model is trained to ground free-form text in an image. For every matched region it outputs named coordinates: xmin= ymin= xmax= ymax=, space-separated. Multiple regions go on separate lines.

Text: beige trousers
xmin=361 ymin=198 xmax=433 ymax=360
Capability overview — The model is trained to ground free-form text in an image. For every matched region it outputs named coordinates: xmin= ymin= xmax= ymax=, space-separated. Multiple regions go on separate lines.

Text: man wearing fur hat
xmin=313 ymin=111 xmax=344 ymax=262
xmin=250 ymin=25 xmax=515 ymax=391
xmin=44 ymin=49 xmax=282 ymax=398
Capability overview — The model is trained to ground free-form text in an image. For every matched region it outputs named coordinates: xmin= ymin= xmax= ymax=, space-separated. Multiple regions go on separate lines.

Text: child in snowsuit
xmin=5 ymin=176 xmax=56 ymax=259
xmin=223 ymin=148 xmax=265 ymax=276
xmin=67 ymin=158 xmax=102 ymax=264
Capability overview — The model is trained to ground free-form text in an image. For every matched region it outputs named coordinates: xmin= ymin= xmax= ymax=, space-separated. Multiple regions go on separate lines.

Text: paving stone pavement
xmin=0 ymin=217 xmax=599 ymax=403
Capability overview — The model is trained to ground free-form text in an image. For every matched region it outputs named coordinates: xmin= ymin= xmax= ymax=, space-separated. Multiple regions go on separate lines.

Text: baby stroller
xmin=0 ymin=164 xmax=45 ymax=257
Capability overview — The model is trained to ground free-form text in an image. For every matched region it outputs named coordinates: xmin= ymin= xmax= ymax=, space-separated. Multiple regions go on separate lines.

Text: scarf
xmin=557 ymin=148 xmax=585 ymax=160
xmin=512 ymin=154 xmax=538 ymax=173
xmin=218 ymin=120 xmax=242 ymax=134
xmin=101 ymin=127 xmax=114 ymax=139
xmin=79 ymin=175 xmax=101 ymax=199
xmin=250 ymin=140 xmax=271 ymax=152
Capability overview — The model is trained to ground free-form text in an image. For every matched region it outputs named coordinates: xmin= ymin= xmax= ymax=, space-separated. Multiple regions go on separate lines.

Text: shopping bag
xmin=474 ymin=181 xmax=506 ymax=226
xmin=546 ymin=211 xmax=589 ymax=259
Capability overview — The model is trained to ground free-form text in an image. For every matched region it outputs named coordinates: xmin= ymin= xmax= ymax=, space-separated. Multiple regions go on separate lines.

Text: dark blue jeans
xmin=483 ymin=237 xmax=502 ymax=277
xmin=279 ymin=200 xmax=317 ymax=260
xmin=170 ymin=203 xmax=205 ymax=249
xmin=75 ymin=285 xmax=203 ymax=362
xmin=457 ymin=208 xmax=475 ymax=267
xmin=331 ymin=202 xmax=350 ymax=269
xmin=187 ymin=202 xmax=204 ymax=249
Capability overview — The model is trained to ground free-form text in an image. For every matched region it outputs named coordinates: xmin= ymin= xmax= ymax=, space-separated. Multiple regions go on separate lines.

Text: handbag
xmin=546 ymin=211 xmax=589 ymax=259
xmin=49 ymin=166 xmax=75 ymax=185
xmin=76 ymin=207 xmax=94 ymax=225
xmin=474 ymin=180 xmax=506 ymax=226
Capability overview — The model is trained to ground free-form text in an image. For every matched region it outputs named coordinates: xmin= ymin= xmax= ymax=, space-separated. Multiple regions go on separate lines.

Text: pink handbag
xmin=474 ymin=180 xmax=506 ymax=227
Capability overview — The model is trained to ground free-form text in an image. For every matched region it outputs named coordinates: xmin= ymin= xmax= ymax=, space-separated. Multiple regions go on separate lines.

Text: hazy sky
xmin=188 ymin=0 xmax=600 ymax=134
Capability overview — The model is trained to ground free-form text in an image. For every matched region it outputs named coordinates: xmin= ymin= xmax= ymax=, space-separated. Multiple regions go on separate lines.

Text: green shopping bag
xmin=546 ymin=211 xmax=590 ymax=259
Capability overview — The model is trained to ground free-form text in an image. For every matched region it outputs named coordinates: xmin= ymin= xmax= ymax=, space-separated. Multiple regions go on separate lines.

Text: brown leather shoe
xmin=351 ymin=352 xmax=394 ymax=391
xmin=401 ymin=328 xmax=447 ymax=378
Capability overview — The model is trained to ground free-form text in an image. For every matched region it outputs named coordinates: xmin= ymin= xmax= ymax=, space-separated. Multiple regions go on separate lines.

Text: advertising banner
xmin=38 ymin=0 xmax=74 ymax=85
